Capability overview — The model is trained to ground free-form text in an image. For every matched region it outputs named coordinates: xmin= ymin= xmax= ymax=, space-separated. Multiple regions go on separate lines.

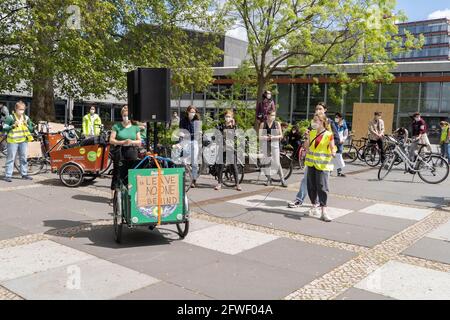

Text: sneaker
xmin=22 ymin=176 xmax=33 ymax=180
xmin=236 ymin=185 xmax=242 ymax=191
xmin=190 ymin=180 xmax=197 ymax=188
xmin=288 ymin=200 xmax=303 ymax=208
xmin=281 ymin=181 xmax=288 ymax=188
xmin=264 ymin=179 xmax=272 ymax=186
xmin=214 ymin=184 xmax=221 ymax=190
xmin=4 ymin=177 xmax=12 ymax=183
xmin=308 ymin=206 xmax=319 ymax=216
xmin=337 ymin=173 xmax=346 ymax=177
xmin=320 ymin=208 xmax=332 ymax=222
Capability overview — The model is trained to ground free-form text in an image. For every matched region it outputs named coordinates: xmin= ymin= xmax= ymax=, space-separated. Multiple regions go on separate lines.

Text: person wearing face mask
xmin=288 ymin=103 xmax=336 ymax=209
xmin=333 ymin=113 xmax=348 ymax=177
xmin=410 ymin=112 xmax=431 ymax=161
xmin=214 ymin=110 xmax=242 ymax=191
xmin=368 ymin=112 xmax=385 ymax=163
xmin=259 ymin=111 xmax=287 ymax=187
xmin=2 ymin=101 xmax=35 ymax=182
xmin=179 ymin=106 xmax=201 ymax=188
xmin=82 ymin=105 xmax=102 ymax=137
xmin=109 ymin=106 xmax=141 ymax=198
xmin=255 ymin=90 xmax=276 ymax=133
xmin=304 ymin=113 xmax=336 ymax=222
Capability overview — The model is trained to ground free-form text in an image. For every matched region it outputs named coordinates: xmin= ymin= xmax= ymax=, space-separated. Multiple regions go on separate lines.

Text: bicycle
xmin=343 ymin=135 xmax=369 ymax=163
xmin=378 ymin=135 xmax=449 ymax=184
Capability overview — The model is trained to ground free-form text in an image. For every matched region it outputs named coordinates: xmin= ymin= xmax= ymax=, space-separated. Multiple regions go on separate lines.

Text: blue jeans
xmin=5 ymin=142 xmax=28 ymax=178
xmin=182 ymin=140 xmax=199 ymax=180
xmin=295 ymin=166 xmax=308 ymax=202
xmin=440 ymin=143 xmax=450 ymax=159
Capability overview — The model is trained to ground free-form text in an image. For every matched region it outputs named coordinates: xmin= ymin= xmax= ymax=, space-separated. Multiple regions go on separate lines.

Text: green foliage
xmin=296 ymin=119 xmax=311 ymax=136
xmin=225 ymin=0 xmax=424 ymax=103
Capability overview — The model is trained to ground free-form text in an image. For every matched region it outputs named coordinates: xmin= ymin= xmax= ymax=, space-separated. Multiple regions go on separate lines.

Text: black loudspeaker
xmin=127 ymin=68 xmax=170 ymax=122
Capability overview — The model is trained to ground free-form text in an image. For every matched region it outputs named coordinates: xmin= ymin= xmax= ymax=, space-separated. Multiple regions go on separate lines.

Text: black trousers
xmin=110 ymin=146 xmax=138 ymax=190
xmin=370 ymin=139 xmax=385 ymax=162
xmin=306 ymin=166 xmax=330 ymax=207
xmin=216 ymin=151 xmax=239 ymax=185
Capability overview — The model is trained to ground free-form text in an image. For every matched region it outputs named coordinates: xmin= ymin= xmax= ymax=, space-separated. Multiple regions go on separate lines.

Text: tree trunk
xmin=31 ymin=66 xmax=55 ymax=122
xmin=256 ymin=74 xmax=267 ymax=104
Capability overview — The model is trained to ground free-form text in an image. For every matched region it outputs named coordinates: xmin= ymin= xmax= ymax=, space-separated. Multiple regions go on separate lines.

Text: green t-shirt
xmin=112 ymin=123 xmax=140 ymax=141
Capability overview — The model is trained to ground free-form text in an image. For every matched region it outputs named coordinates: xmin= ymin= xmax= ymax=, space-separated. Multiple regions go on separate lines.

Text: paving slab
xmin=359 ymin=203 xmax=433 ymax=221
xmin=334 ymin=212 xmax=416 ymax=233
xmin=237 ymin=238 xmax=356 ymax=277
xmin=166 ymin=254 xmax=313 ymax=300
xmin=115 ymin=281 xmax=212 ymax=300
xmin=355 ymin=261 xmax=450 ymax=300
xmin=0 ymin=223 xmax=30 ymax=241
xmin=426 ymin=221 xmax=450 ymax=242
xmin=182 ymin=224 xmax=279 ymax=255
xmin=335 ymin=287 xmax=395 ymax=300
xmin=3 ymin=257 xmax=159 ymax=300
xmin=0 ymin=240 xmax=92 ymax=282
xmin=402 ymin=237 xmax=450 ymax=265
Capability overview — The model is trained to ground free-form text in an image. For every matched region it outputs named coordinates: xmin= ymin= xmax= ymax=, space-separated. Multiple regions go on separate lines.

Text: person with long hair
xmin=214 ymin=109 xmax=242 ymax=191
xmin=255 ymin=90 xmax=276 ymax=132
xmin=259 ymin=111 xmax=287 ymax=187
xmin=179 ymin=105 xmax=201 ymax=188
xmin=304 ymin=113 xmax=336 ymax=222
xmin=109 ymin=106 xmax=141 ymax=199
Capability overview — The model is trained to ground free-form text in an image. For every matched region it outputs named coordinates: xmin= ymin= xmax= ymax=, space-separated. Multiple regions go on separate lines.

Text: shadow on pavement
xmin=43 ymin=220 xmax=180 ymax=249
xmin=415 ymin=196 xmax=449 ymax=209
xmin=72 ymin=194 xmax=110 ymax=204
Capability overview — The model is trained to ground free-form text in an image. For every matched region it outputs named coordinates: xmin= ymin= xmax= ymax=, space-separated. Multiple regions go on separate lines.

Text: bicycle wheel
xmin=272 ymin=153 xmax=293 ymax=182
xmin=59 ymin=163 xmax=84 ymax=187
xmin=222 ymin=164 xmax=245 ymax=187
xmin=417 ymin=155 xmax=449 ymax=184
xmin=342 ymin=144 xmax=357 ymax=163
xmin=378 ymin=153 xmax=397 ymax=181
xmin=15 ymin=157 xmax=45 ymax=176
xmin=364 ymin=145 xmax=381 ymax=167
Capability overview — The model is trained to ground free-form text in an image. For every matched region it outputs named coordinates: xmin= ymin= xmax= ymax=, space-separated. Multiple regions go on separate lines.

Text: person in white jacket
xmin=334 ymin=113 xmax=348 ymax=177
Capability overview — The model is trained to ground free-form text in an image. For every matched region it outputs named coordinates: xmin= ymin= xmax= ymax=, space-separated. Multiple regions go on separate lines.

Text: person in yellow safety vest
xmin=2 ymin=101 xmax=35 ymax=182
xmin=82 ymin=105 xmax=102 ymax=137
xmin=304 ymin=113 xmax=336 ymax=222
xmin=439 ymin=121 xmax=450 ymax=160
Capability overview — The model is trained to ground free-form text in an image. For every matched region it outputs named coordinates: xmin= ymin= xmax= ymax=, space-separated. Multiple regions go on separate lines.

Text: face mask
xmin=270 ymin=116 xmax=276 ymax=121
xmin=311 ymin=122 xmax=319 ymax=130
xmin=90 ymin=110 xmax=95 ymax=115
xmin=266 ymin=94 xmax=272 ymax=100
xmin=225 ymin=116 xmax=232 ymax=122
xmin=415 ymin=117 xmax=420 ymax=121
xmin=188 ymin=112 xmax=195 ymax=120
xmin=122 ymin=116 xmax=128 ymax=122
xmin=335 ymin=118 xmax=340 ymax=123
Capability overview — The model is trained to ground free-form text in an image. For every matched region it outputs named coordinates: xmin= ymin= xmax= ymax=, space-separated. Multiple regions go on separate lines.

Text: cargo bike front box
xmin=113 ymin=158 xmax=189 ymax=243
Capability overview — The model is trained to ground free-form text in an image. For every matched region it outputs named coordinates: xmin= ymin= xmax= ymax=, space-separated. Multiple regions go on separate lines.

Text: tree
xmin=225 ymin=0 xmax=423 ymax=104
xmin=0 ymin=0 xmax=228 ymax=120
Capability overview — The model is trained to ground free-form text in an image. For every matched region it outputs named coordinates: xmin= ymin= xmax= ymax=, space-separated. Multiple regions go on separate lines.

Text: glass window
xmin=380 ymin=83 xmax=399 ymax=115
xmin=309 ymin=83 xmax=325 ymax=117
xmin=420 ymin=82 xmax=441 ymax=113
xmin=206 ymin=85 xmax=218 ymax=100
xmin=99 ymin=106 xmax=112 ymax=123
xmin=54 ymin=104 xmax=66 ymax=122
xmin=326 ymin=83 xmax=343 ymax=114
xmin=113 ymin=107 xmax=122 ymax=122
xmin=293 ymin=84 xmax=308 ymax=114
xmin=218 ymin=84 xmax=232 ymax=99
xmin=343 ymin=85 xmax=361 ymax=116
xmin=72 ymin=105 xmax=84 ymax=123
xmin=193 ymin=90 xmax=204 ymax=100
xmin=362 ymin=83 xmax=379 ymax=103
xmin=276 ymin=84 xmax=290 ymax=122
xmin=400 ymin=83 xmax=420 ymax=113
xmin=442 ymin=83 xmax=450 ymax=112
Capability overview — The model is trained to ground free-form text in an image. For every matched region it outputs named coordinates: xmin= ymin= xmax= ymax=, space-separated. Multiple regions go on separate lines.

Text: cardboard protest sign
xmin=136 ymin=174 xmax=180 ymax=207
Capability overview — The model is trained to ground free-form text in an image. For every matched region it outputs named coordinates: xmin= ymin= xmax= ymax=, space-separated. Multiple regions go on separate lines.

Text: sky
xmin=226 ymin=0 xmax=450 ymax=41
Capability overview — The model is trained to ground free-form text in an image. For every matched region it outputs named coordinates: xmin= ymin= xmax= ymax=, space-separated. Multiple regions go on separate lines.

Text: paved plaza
xmin=0 ymin=159 xmax=449 ymax=300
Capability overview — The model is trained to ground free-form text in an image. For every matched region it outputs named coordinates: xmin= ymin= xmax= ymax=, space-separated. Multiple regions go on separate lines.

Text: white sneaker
xmin=320 ymin=208 xmax=332 ymax=222
xmin=307 ymin=206 xmax=319 ymax=217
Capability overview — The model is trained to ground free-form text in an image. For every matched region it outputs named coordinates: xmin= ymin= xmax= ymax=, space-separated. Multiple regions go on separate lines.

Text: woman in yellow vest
xmin=2 ymin=101 xmax=35 ymax=182
xmin=440 ymin=121 xmax=450 ymax=160
xmin=305 ymin=113 xmax=336 ymax=222
xmin=82 ymin=105 xmax=102 ymax=137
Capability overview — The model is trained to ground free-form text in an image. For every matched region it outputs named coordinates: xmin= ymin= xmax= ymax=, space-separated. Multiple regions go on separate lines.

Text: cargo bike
xmin=112 ymin=153 xmax=190 ymax=243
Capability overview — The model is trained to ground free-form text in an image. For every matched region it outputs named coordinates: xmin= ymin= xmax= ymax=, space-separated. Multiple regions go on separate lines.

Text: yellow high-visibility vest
xmin=7 ymin=113 xmax=33 ymax=144
xmin=305 ymin=129 xmax=334 ymax=171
